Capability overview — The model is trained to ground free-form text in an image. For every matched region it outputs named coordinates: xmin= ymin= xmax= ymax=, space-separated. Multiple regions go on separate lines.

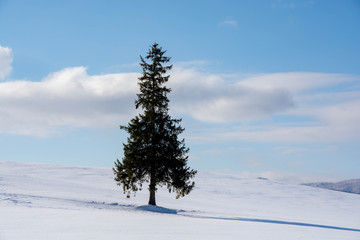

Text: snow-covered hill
xmin=304 ymin=179 xmax=360 ymax=194
xmin=0 ymin=161 xmax=359 ymax=240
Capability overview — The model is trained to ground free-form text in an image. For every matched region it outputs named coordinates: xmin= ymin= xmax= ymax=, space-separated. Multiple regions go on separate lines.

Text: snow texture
xmin=0 ymin=161 xmax=359 ymax=240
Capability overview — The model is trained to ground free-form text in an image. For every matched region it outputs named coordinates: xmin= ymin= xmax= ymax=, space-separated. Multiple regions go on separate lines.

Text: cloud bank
xmin=0 ymin=67 xmax=138 ymax=136
xmin=169 ymin=68 xmax=294 ymax=122
xmin=0 ymin=65 xmax=299 ymax=136
xmin=0 ymin=48 xmax=359 ymax=142
xmin=186 ymin=72 xmax=360 ymax=143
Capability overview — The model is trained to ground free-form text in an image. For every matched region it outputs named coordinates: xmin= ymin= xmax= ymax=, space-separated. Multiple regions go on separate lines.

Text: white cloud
xmin=0 ymin=55 xmax=359 ymax=142
xmin=0 ymin=67 xmax=139 ymax=136
xmin=180 ymin=70 xmax=360 ymax=143
xmin=0 ymin=66 xmax=296 ymax=136
xmin=238 ymin=72 xmax=356 ymax=92
xmin=0 ymin=45 xmax=13 ymax=79
xmin=169 ymin=67 xmax=294 ymax=123
xmin=192 ymin=116 xmax=360 ymax=143
xmin=272 ymin=0 xmax=296 ymax=9
xmin=218 ymin=20 xmax=238 ymax=28
xmin=273 ymin=146 xmax=308 ymax=155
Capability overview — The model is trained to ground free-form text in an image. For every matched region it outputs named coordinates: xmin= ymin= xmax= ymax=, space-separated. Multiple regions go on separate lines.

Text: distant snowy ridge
xmin=303 ymin=179 xmax=360 ymax=194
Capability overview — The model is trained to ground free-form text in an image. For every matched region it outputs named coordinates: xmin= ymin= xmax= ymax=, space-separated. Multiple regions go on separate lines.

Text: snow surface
xmin=0 ymin=161 xmax=359 ymax=240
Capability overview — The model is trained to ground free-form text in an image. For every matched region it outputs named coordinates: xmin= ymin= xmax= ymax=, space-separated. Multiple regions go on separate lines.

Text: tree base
xmin=148 ymin=188 xmax=156 ymax=206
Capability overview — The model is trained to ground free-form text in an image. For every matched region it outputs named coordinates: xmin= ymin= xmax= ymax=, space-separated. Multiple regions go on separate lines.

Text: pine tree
xmin=113 ymin=43 xmax=197 ymax=206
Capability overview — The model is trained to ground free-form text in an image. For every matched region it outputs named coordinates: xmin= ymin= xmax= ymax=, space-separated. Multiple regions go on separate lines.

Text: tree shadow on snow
xmin=135 ymin=205 xmax=179 ymax=214
xmin=184 ymin=215 xmax=360 ymax=233
xmin=133 ymin=205 xmax=360 ymax=233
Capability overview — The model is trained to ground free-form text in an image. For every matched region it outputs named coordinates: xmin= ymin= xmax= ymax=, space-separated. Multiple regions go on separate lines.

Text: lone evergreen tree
xmin=113 ymin=43 xmax=197 ymax=206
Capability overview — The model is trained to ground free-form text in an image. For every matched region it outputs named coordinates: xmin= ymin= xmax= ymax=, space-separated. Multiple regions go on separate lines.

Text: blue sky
xmin=0 ymin=0 xmax=359 ymax=182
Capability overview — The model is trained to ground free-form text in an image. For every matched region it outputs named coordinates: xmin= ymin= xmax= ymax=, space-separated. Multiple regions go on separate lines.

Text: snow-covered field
xmin=0 ymin=161 xmax=359 ymax=240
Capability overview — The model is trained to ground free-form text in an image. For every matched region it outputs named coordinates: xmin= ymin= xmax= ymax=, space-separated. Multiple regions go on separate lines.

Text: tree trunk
xmin=148 ymin=178 xmax=156 ymax=205
xmin=148 ymin=185 xmax=156 ymax=206
xmin=148 ymin=170 xmax=156 ymax=205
